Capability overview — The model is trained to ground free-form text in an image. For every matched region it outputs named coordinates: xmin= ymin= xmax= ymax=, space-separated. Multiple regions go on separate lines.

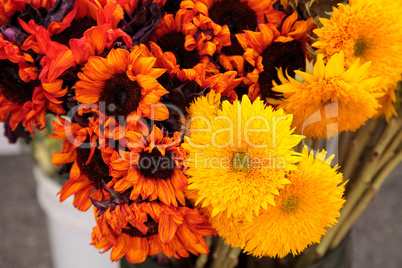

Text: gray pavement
xmin=0 ymin=153 xmax=401 ymax=268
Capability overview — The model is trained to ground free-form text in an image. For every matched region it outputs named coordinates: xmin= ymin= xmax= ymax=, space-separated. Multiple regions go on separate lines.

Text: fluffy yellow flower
xmin=185 ymin=188 xmax=246 ymax=248
xmin=273 ymin=52 xmax=381 ymax=138
xmin=182 ymin=94 xmax=302 ymax=222
xmin=242 ymin=147 xmax=346 ymax=258
xmin=313 ymin=0 xmax=402 ymax=119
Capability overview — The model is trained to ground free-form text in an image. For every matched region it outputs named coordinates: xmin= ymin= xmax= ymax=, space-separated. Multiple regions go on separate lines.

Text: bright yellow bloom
xmin=182 ymin=94 xmax=302 ymax=222
xmin=186 ymin=90 xmax=221 ymax=136
xmin=273 ymin=52 xmax=381 ymax=139
xmin=242 ymin=147 xmax=346 ymax=258
xmin=313 ymin=0 xmax=402 ymax=119
xmin=185 ymin=188 xmax=246 ymax=248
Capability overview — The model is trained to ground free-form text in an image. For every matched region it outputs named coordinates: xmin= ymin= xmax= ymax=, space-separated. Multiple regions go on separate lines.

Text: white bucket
xmin=0 ymin=123 xmax=22 ymax=155
xmin=33 ymin=166 xmax=119 ymax=268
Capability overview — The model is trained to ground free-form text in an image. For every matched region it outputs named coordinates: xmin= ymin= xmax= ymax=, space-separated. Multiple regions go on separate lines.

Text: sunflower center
xmin=76 ymin=148 xmax=112 ymax=188
xmin=221 ymin=35 xmax=244 ymax=56
xmin=137 ymin=148 xmax=175 ymax=179
xmin=260 ymin=40 xmax=305 ymax=101
xmin=163 ymin=0 xmax=182 ymax=14
xmin=281 ymin=196 xmax=299 ymax=213
xmin=353 ymin=38 xmax=368 ymax=58
xmin=209 ymin=0 xmax=257 ymax=34
xmin=100 ymin=73 xmax=142 ymax=117
xmin=52 ymin=17 xmax=97 ymax=46
xmin=157 ymin=31 xmax=200 ymax=69
xmin=232 ymin=152 xmax=251 ymax=172
xmin=123 ymin=216 xmax=159 ymax=237
xmin=0 ymin=60 xmax=39 ymax=105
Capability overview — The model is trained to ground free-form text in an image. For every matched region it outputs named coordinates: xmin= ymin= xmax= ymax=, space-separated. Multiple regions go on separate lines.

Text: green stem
xmin=340 ymin=119 xmax=379 ymax=180
xmin=338 ymin=131 xmax=352 ymax=167
xmin=221 ymin=247 xmax=242 ymax=268
xmin=294 ymin=245 xmax=318 ymax=268
xmin=211 ymin=239 xmax=232 ymax=268
xmin=374 ymin=131 xmax=402 ymax=175
xmin=195 ymin=236 xmax=213 ymax=268
xmin=329 ymin=147 xmax=402 ymax=249
xmin=316 ymin=117 xmax=400 ymax=257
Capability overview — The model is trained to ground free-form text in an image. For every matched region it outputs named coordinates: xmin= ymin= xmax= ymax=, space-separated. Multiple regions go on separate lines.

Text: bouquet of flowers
xmin=1 ymin=0 xmax=401 ymax=267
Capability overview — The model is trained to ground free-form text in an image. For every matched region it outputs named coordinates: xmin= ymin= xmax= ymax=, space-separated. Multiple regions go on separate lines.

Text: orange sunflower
xmin=180 ymin=0 xmax=278 ymax=31
xmin=176 ymin=64 xmax=242 ymax=102
xmin=0 ymin=39 xmax=66 ymax=133
xmin=204 ymin=0 xmax=283 ymax=76
xmin=176 ymin=0 xmax=233 ymax=56
xmin=148 ymin=13 xmax=219 ymax=74
xmin=50 ymin=114 xmax=111 ymax=211
xmin=74 ymin=46 xmax=169 ymax=121
xmin=107 ymin=125 xmax=188 ymax=207
xmin=234 ymin=12 xmax=314 ymax=103
xmin=91 ymin=201 xmax=214 ymax=263
xmin=19 ymin=0 xmax=132 ymax=72
xmin=0 ymin=0 xmax=55 ymax=25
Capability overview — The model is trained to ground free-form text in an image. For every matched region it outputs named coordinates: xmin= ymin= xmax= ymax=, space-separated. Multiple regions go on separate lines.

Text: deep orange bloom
xmin=178 ymin=0 xmax=283 ymax=59
xmin=0 ymin=0 xmax=55 ymax=25
xmin=0 ymin=35 xmax=66 ymax=132
xmin=176 ymin=1 xmax=234 ymax=56
xmin=74 ymin=47 xmax=169 ymax=121
xmin=91 ymin=201 xmax=214 ymax=263
xmin=183 ymin=0 xmax=277 ymax=25
xmin=234 ymin=12 xmax=314 ymax=102
xmin=50 ymin=115 xmax=109 ymax=211
xmin=177 ymin=64 xmax=242 ymax=102
xmin=148 ymin=13 xmax=220 ymax=75
xmin=19 ymin=0 xmax=132 ymax=71
xmin=108 ymin=125 xmax=187 ymax=207
xmin=19 ymin=20 xmax=76 ymax=83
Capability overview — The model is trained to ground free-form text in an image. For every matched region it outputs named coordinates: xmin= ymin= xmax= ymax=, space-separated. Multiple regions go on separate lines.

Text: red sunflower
xmin=179 ymin=0 xmax=281 ymax=58
xmin=91 ymin=201 xmax=214 ymax=263
xmin=50 ymin=114 xmax=110 ymax=211
xmin=235 ymin=12 xmax=315 ymax=102
xmin=177 ymin=64 xmax=242 ymax=102
xmin=74 ymin=46 xmax=169 ymax=121
xmin=107 ymin=125 xmax=187 ymax=207
xmin=19 ymin=0 xmax=132 ymax=74
xmin=0 ymin=34 xmax=65 ymax=133
xmin=0 ymin=0 xmax=55 ymax=25
xmin=148 ymin=13 xmax=220 ymax=74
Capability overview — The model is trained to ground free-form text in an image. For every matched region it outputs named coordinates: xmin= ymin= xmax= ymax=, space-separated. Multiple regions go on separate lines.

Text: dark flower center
xmin=156 ymin=31 xmax=200 ymax=69
xmin=259 ymin=40 xmax=305 ymax=101
xmin=0 ymin=60 xmax=39 ymax=105
xmin=221 ymin=35 xmax=244 ymax=56
xmin=100 ymin=73 xmax=142 ymax=117
xmin=52 ymin=17 xmax=97 ymax=46
xmin=209 ymin=0 xmax=257 ymax=34
xmin=163 ymin=0 xmax=182 ymax=14
xmin=137 ymin=148 xmax=175 ymax=179
xmin=76 ymin=147 xmax=112 ymax=188
xmin=353 ymin=38 xmax=368 ymax=58
xmin=281 ymin=196 xmax=299 ymax=213
xmin=232 ymin=152 xmax=251 ymax=172
xmin=123 ymin=216 xmax=159 ymax=237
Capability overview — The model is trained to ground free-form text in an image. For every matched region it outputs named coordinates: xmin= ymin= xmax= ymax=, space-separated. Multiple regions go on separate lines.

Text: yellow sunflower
xmin=273 ymin=52 xmax=382 ymax=139
xmin=185 ymin=188 xmax=247 ymax=248
xmin=313 ymin=0 xmax=402 ymax=119
xmin=186 ymin=90 xmax=221 ymax=120
xmin=242 ymin=147 xmax=346 ymax=258
xmin=182 ymin=94 xmax=302 ymax=222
